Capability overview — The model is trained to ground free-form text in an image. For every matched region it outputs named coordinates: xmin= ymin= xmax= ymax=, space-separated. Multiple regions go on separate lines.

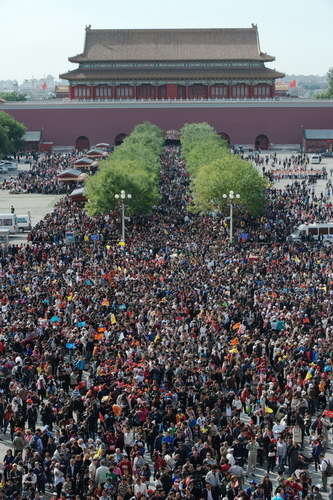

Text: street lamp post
xmin=115 ymin=190 xmax=132 ymax=243
xmin=222 ymin=190 xmax=240 ymax=243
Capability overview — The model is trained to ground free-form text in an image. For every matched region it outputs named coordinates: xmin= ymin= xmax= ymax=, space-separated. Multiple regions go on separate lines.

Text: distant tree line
xmin=314 ymin=68 xmax=333 ymax=99
xmin=0 ymin=92 xmax=27 ymax=102
xmin=0 ymin=111 xmax=26 ymax=157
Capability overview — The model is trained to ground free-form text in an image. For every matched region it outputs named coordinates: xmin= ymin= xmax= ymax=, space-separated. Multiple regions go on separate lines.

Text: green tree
xmin=85 ymin=122 xmax=163 ymax=215
xmin=191 ymin=155 xmax=268 ymax=216
xmin=314 ymin=67 xmax=333 ymax=99
xmin=0 ymin=92 xmax=27 ymax=102
xmin=0 ymin=111 xmax=26 ymax=156
xmin=85 ymin=160 xmax=160 ymax=216
xmin=185 ymin=141 xmax=228 ymax=175
xmin=112 ymin=143 xmax=160 ymax=179
xmin=180 ymin=123 xmax=228 ymax=175
xmin=0 ymin=126 xmax=9 ymax=155
xmin=180 ymin=122 xmax=267 ymax=216
xmin=181 ymin=122 xmax=226 ymax=157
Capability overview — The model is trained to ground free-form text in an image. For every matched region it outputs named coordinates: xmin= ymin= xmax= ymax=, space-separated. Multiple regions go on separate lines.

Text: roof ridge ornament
xmin=85 ymin=25 xmax=91 ymax=31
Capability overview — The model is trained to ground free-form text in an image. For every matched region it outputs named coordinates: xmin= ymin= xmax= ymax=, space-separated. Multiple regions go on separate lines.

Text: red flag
xmin=289 ymin=80 xmax=296 ymax=89
xmin=99 ymin=412 xmax=105 ymax=423
xmin=41 ymin=82 xmax=47 ymax=90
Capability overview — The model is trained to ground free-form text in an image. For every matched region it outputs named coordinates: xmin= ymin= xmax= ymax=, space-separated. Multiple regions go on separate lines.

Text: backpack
xmin=30 ymin=435 xmax=38 ymax=450
xmin=325 ymin=460 xmax=333 ymax=477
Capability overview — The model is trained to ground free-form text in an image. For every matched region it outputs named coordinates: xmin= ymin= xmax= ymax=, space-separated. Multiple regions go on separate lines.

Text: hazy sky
xmin=1 ymin=0 xmax=332 ymax=82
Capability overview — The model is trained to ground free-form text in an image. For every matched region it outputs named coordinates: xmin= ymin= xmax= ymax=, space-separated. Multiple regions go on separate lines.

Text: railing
xmin=2 ymin=97 xmax=333 ymax=105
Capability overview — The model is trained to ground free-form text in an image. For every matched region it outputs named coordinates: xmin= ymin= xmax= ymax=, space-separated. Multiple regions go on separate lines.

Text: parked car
xmin=2 ymin=161 xmax=17 ymax=171
xmin=310 ymin=155 xmax=321 ymax=164
xmin=0 ymin=165 xmax=8 ymax=174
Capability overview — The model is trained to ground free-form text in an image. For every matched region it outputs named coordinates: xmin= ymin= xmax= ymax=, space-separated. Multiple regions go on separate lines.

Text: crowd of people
xmin=250 ymin=155 xmax=329 ymax=185
xmin=0 ymin=145 xmax=332 ymax=500
xmin=1 ymin=152 xmax=88 ymax=195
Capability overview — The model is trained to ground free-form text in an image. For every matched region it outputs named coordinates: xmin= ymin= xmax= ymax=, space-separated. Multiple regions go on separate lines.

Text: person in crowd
xmin=0 ymin=146 xmax=332 ymax=499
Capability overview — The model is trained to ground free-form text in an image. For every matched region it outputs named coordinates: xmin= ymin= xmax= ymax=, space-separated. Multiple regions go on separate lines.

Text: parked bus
xmin=0 ymin=214 xmax=18 ymax=234
xmin=289 ymin=222 xmax=333 ymax=243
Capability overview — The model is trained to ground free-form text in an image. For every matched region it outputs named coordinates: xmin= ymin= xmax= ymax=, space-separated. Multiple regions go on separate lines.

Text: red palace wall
xmin=3 ymin=101 xmax=333 ymax=147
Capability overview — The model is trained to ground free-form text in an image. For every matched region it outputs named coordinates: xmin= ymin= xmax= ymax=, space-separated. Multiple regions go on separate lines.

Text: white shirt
xmin=226 ymin=452 xmax=235 ymax=466
xmin=273 ymin=424 xmax=284 ymax=439
xmin=124 ymin=431 xmax=135 ymax=447
xmin=88 ymin=462 xmax=96 ymax=479
xmin=134 ymin=482 xmax=147 ymax=496
xmin=321 ymin=458 xmax=330 ymax=472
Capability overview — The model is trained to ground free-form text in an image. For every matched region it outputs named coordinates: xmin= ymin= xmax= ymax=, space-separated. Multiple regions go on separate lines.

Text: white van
xmin=16 ymin=214 xmax=32 ymax=232
xmin=0 ymin=214 xmax=18 ymax=234
xmin=289 ymin=222 xmax=333 ymax=243
xmin=310 ymin=155 xmax=321 ymax=164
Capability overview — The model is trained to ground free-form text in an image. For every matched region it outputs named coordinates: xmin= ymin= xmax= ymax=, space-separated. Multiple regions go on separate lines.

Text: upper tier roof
xmin=68 ymin=26 xmax=275 ymax=63
xmin=60 ymin=66 xmax=284 ymax=82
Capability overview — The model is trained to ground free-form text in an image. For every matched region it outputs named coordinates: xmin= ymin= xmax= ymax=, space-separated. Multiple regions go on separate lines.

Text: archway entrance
xmin=255 ymin=134 xmax=269 ymax=150
xmin=75 ymin=136 xmax=90 ymax=151
xmin=164 ymin=130 xmax=181 ymax=146
xmin=114 ymin=133 xmax=127 ymax=146
xmin=219 ymin=132 xmax=230 ymax=145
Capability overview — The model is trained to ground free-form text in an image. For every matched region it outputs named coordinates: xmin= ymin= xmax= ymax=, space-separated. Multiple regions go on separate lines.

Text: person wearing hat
xmin=246 ymin=480 xmax=258 ymax=497
xmin=226 ymin=448 xmax=235 ymax=467
xmin=12 ymin=431 xmax=25 ymax=457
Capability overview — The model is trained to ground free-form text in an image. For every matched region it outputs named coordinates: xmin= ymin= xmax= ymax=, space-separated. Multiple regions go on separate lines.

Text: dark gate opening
xmin=255 ymin=134 xmax=269 ymax=150
xmin=75 ymin=136 xmax=90 ymax=151
xmin=114 ymin=133 xmax=127 ymax=146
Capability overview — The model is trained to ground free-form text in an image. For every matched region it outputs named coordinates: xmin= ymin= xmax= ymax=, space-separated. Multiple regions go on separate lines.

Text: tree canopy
xmin=85 ymin=122 xmax=163 ymax=216
xmin=0 ymin=111 xmax=26 ymax=156
xmin=0 ymin=92 xmax=27 ymax=102
xmin=180 ymin=122 xmax=228 ymax=175
xmin=314 ymin=67 xmax=333 ymax=99
xmin=192 ymin=156 xmax=268 ymax=216
xmin=180 ymin=122 xmax=267 ymax=216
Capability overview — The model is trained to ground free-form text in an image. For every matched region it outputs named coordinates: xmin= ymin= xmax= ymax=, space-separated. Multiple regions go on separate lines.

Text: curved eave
xmin=69 ymin=55 xmax=86 ymax=63
xmin=60 ymin=68 xmax=285 ymax=82
xmin=260 ymin=53 xmax=275 ymax=62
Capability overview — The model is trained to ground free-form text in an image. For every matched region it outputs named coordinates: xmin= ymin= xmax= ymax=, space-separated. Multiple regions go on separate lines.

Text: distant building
xmin=303 ymin=129 xmax=333 ymax=153
xmin=23 ymin=131 xmax=42 ymax=151
xmin=54 ymin=85 xmax=69 ymax=98
xmin=61 ymin=25 xmax=284 ymax=100
xmin=19 ymin=76 xmax=55 ymax=100
xmin=275 ymin=82 xmax=289 ymax=97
